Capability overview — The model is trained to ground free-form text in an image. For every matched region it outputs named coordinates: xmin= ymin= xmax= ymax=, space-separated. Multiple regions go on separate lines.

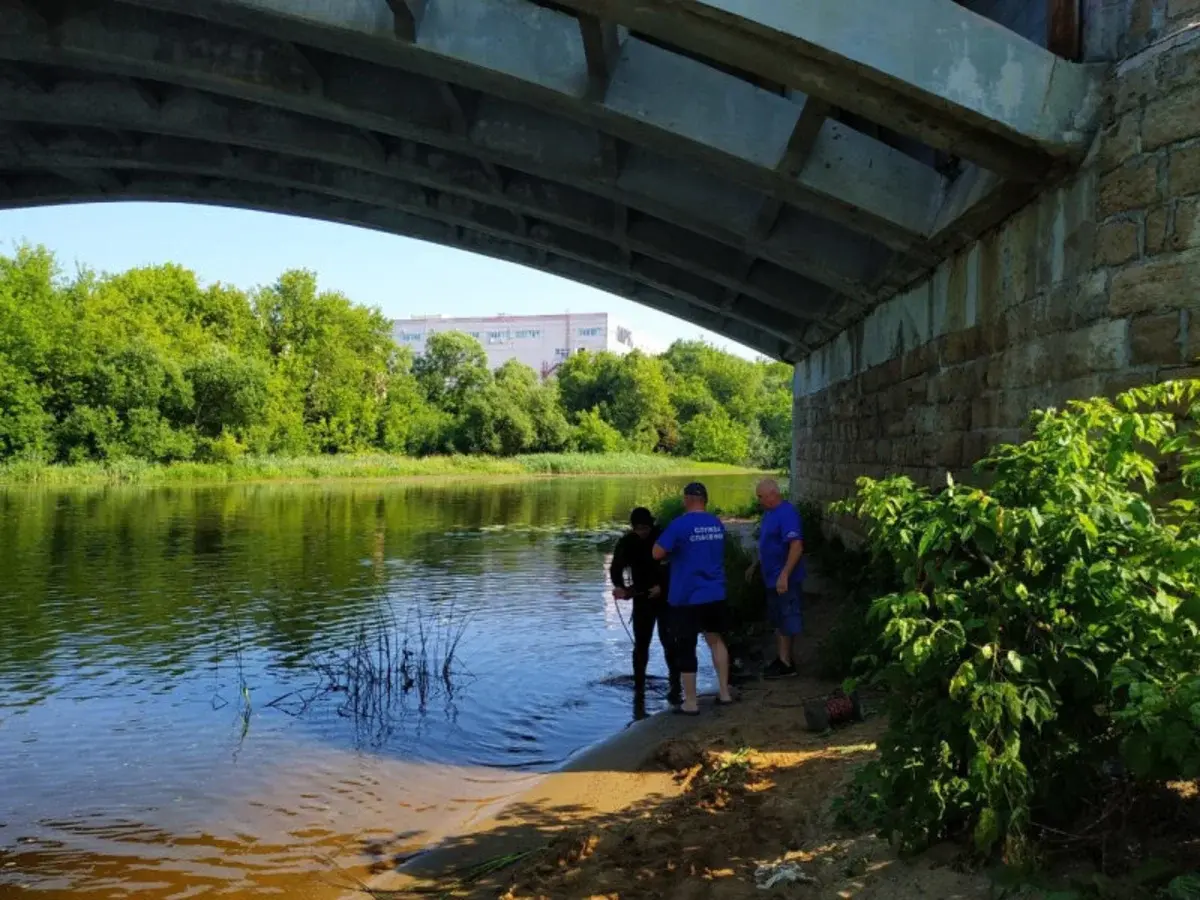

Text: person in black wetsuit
xmin=610 ymin=507 xmax=682 ymax=707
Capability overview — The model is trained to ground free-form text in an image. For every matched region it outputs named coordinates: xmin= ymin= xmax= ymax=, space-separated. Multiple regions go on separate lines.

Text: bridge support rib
xmin=551 ymin=0 xmax=1102 ymax=178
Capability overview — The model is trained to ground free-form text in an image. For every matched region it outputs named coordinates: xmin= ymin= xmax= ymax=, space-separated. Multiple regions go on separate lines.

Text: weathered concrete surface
xmin=0 ymin=0 xmax=1102 ymax=360
xmin=792 ymin=13 xmax=1200 ymax=532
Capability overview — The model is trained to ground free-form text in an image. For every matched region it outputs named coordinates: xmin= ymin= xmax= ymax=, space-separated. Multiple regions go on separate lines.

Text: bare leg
xmin=681 ymin=673 xmax=699 ymax=713
xmin=776 ymin=631 xmax=792 ymax=667
xmin=705 ymin=633 xmax=733 ymax=702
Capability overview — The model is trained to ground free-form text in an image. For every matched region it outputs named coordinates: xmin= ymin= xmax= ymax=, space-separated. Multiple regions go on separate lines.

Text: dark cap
xmin=630 ymin=506 xmax=654 ymax=527
xmin=683 ymin=482 xmax=708 ymax=500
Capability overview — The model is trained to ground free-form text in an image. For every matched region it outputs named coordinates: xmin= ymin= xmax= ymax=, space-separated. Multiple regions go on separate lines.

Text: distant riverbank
xmin=0 ymin=452 xmax=767 ymax=487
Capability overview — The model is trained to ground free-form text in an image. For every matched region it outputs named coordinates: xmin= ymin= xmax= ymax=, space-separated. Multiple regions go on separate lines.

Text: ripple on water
xmin=0 ymin=475 xmax=759 ymax=897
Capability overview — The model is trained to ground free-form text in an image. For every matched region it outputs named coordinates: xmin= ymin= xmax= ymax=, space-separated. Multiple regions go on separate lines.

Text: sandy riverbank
xmin=360 ymin=590 xmax=994 ymax=900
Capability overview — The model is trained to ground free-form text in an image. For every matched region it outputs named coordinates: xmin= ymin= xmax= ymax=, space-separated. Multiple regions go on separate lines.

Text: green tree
xmin=186 ymin=353 xmax=269 ymax=439
xmin=571 ymin=407 xmax=624 ymax=453
xmin=0 ymin=354 xmax=50 ymax=459
xmin=413 ymin=331 xmax=491 ymax=415
xmin=679 ymin=408 xmax=749 ymax=464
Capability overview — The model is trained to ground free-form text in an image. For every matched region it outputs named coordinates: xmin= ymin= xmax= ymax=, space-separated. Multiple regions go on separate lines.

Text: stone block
xmin=935 ymin=433 xmax=963 ymax=468
xmin=1093 ymin=113 xmax=1142 ymax=173
xmin=1109 ymin=249 xmax=1200 ymax=316
xmin=1060 ymin=319 xmax=1130 ymax=379
xmin=1094 ymin=218 xmax=1141 ymax=266
xmin=971 ymin=394 xmax=999 ymax=430
xmin=1168 ymin=0 xmax=1200 ymax=24
xmin=1114 ymin=56 xmax=1158 ymax=115
xmin=1143 ymin=83 xmax=1200 ymax=151
xmin=1146 ymin=204 xmax=1170 ymax=254
xmin=938 ymin=399 xmax=971 ymax=432
xmin=1173 ymin=197 xmax=1200 ymax=250
xmin=1130 ymin=312 xmax=1184 ymax=365
xmin=1098 ymin=159 xmax=1159 ymax=218
xmin=1169 ymin=144 xmax=1200 ymax=196
xmin=961 ymin=431 xmax=983 ymax=463
xmin=941 ymin=325 xmax=982 ymax=365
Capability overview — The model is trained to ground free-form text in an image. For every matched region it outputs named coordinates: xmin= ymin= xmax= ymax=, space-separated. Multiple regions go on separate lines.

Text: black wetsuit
xmin=610 ymin=527 xmax=682 ymax=700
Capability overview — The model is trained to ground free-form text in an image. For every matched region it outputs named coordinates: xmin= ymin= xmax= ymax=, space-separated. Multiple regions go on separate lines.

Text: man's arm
xmin=652 ymin=521 xmax=675 ymax=561
xmin=782 ymin=539 xmax=804 ymax=578
xmin=775 ymin=508 xmax=804 ymax=591
xmin=609 ymin=534 xmax=630 ymax=589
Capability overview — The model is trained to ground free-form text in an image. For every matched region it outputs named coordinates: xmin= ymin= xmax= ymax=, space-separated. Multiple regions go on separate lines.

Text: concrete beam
xmin=0 ymin=1 xmax=890 ymax=293
xmin=576 ymin=13 xmax=621 ymax=100
xmin=0 ymin=120 xmax=822 ymax=332
xmin=384 ymin=0 xmax=424 ymax=41
xmin=108 ymin=0 xmax=944 ymax=246
xmin=551 ymin=0 xmax=1104 ymax=177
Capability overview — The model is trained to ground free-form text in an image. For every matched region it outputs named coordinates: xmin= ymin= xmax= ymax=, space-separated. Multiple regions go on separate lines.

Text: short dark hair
xmin=630 ymin=506 xmax=654 ymax=527
xmin=683 ymin=482 xmax=708 ymax=500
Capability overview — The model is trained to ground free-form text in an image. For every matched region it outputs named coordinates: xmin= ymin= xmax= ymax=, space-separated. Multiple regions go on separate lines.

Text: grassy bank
xmin=0 ymin=452 xmax=765 ymax=488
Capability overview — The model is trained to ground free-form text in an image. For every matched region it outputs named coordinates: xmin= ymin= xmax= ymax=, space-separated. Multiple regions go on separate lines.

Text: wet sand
xmin=364 ymin=590 xmax=995 ymax=900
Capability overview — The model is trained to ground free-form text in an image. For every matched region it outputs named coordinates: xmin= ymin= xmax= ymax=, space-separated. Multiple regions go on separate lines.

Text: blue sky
xmin=0 ymin=203 xmax=757 ymax=358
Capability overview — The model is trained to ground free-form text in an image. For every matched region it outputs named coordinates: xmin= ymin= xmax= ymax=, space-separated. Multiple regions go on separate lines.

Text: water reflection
xmin=0 ymin=474 xmax=756 ymax=898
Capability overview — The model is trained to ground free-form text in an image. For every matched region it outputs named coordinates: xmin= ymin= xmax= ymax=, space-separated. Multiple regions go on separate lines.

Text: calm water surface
xmin=0 ymin=475 xmax=756 ymax=898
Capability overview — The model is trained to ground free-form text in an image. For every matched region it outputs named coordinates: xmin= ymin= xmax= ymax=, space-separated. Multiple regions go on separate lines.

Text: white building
xmin=392 ymin=312 xmax=639 ymax=378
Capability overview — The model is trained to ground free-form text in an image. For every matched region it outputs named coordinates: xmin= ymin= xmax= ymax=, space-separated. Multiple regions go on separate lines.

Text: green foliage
xmin=0 ymin=245 xmax=790 ymax=469
xmin=570 ymin=407 xmax=625 ymax=453
xmin=832 ymin=381 xmax=1200 ymax=860
xmin=680 ymin=408 xmax=750 ymax=464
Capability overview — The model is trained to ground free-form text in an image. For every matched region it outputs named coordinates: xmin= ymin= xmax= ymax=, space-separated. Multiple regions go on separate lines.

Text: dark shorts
xmin=670 ymin=599 xmax=729 ymax=636
xmin=767 ymin=583 xmax=803 ymax=636
xmin=668 ymin=600 xmax=730 ymax=675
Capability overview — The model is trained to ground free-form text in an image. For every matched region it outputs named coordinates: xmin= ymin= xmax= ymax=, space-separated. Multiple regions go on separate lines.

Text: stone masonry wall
xmin=791 ymin=17 xmax=1200 ymax=534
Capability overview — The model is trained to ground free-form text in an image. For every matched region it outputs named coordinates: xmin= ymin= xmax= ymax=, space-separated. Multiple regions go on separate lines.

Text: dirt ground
xmin=380 ymin=591 xmax=994 ymax=900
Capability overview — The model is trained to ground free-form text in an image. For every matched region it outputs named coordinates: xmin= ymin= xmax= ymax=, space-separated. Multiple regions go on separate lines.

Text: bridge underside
xmin=0 ymin=0 xmax=1101 ymax=359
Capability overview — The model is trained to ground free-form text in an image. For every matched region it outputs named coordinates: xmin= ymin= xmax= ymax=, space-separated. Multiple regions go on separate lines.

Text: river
xmin=0 ymin=474 xmax=758 ymax=899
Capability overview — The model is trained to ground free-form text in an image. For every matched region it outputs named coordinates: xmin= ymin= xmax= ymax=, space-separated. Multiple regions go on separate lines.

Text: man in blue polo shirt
xmin=748 ymin=478 xmax=805 ymax=679
xmin=653 ymin=482 xmax=734 ymax=715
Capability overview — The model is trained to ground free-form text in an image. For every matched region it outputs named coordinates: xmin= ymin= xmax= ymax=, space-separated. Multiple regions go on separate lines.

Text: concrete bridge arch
xmin=0 ymin=0 xmax=1103 ymax=362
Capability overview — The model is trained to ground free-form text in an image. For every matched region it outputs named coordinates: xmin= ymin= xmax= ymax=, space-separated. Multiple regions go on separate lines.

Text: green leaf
xmin=973 ymin=807 xmax=1000 ymax=851
xmin=1006 ymin=650 xmax=1025 ymax=675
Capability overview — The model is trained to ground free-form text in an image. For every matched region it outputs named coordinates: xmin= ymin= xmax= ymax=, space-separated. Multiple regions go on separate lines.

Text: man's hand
xmin=612 ymin=587 xmax=630 ymax=600
xmin=648 ymin=585 xmax=662 ymax=599
xmin=775 ymin=571 xmax=789 ymax=594
xmin=745 ymin=561 xmax=758 ymax=584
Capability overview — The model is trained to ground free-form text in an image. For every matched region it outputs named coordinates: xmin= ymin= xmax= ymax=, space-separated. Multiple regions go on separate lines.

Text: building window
xmin=514 ymin=329 xmax=541 ymax=339
xmin=555 ymin=348 xmax=569 ymax=359
xmin=398 ymin=332 xmax=424 ymax=343
xmin=467 ymin=331 xmax=481 ymax=339
xmin=487 ymin=330 xmax=509 ymax=342
xmin=577 ymin=326 xmax=603 ymax=337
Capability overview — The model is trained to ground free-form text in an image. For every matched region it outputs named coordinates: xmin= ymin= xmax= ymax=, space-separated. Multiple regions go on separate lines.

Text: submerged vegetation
xmin=0 ymin=245 xmax=793 ymax=480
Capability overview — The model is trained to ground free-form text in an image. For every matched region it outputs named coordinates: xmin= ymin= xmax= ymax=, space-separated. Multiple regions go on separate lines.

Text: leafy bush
xmin=679 ymin=409 xmax=749 ymax=464
xmin=571 ymin=407 xmax=625 ymax=453
xmin=833 ymin=381 xmax=1200 ymax=860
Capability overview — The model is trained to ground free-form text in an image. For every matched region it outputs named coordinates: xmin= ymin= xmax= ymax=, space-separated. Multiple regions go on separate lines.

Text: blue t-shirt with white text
xmin=656 ymin=511 xmax=726 ymax=607
xmin=759 ymin=500 xmax=805 ymax=587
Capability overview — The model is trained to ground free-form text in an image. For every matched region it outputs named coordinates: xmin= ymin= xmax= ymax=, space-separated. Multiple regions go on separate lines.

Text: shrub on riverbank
xmin=0 ymin=452 xmax=760 ymax=487
xmin=832 ymin=380 xmax=1200 ymax=865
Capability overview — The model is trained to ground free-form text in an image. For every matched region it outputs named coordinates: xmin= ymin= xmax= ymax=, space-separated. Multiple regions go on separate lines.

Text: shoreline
xmin=354 ymin=588 xmax=997 ymax=900
xmin=0 ymin=453 xmax=769 ymax=489
xmin=366 ymin=703 xmax=696 ymax=897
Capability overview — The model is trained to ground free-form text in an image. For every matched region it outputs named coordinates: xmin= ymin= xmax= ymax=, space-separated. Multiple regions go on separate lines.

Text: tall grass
xmin=0 ymin=452 xmax=763 ymax=487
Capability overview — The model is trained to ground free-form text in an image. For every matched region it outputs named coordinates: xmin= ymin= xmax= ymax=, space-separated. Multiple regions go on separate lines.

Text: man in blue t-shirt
xmin=748 ymin=478 xmax=805 ymax=679
xmin=653 ymin=482 xmax=734 ymax=714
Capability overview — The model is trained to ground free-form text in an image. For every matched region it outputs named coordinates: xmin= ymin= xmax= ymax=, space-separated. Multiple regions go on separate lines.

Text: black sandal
xmin=673 ymin=706 xmax=701 ymax=716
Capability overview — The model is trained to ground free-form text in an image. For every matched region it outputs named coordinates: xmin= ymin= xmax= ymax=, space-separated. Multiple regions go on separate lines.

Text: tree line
xmin=0 ymin=246 xmax=793 ymax=468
